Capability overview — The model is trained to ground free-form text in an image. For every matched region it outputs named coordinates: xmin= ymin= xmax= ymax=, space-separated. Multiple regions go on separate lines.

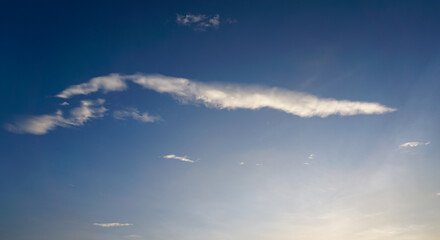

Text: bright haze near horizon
xmin=1 ymin=1 xmax=440 ymax=239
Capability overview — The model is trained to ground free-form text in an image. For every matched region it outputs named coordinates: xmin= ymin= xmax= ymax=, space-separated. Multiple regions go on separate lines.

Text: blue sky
xmin=1 ymin=1 xmax=440 ymax=239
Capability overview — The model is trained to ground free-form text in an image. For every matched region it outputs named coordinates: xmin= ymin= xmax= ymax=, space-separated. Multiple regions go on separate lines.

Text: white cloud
xmin=57 ymin=73 xmax=395 ymax=118
xmin=4 ymin=99 xmax=106 ymax=135
xmin=304 ymin=162 xmax=310 ymax=165
xmin=113 ymin=109 xmax=161 ymax=123
xmin=93 ymin=223 xmax=133 ymax=227
xmin=56 ymin=74 xmax=127 ymax=99
xmin=60 ymin=101 xmax=69 ymax=106
xmin=308 ymin=154 xmax=314 ymax=160
xmin=239 ymin=161 xmax=245 ymax=165
xmin=163 ymin=154 xmax=195 ymax=163
xmin=176 ymin=14 xmax=220 ymax=31
xmin=399 ymin=141 xmax=430 ymax=148
xmin=256 ymin=163 xmax=263 ymax=166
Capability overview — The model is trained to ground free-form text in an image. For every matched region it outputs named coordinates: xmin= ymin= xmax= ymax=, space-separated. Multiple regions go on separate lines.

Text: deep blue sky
xmin=1 ymin=1 xmax=440 ymax=239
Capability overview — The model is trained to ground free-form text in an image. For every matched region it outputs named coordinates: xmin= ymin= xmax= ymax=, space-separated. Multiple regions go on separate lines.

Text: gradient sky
xmin=1 ymin=1 xmax=440 ymax=239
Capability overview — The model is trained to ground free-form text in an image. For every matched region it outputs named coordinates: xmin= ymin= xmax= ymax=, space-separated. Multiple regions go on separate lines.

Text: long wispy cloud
xmin=399 ymin=141 xmax=430 ymax=148
xmin=56 ymin=73 xmax=396 ymax=118
xmin=176 ymin=14 xmax=220 ymax=31
xmin=93 ymin=222 xmax=133 ymax=227
xmin=5 ymin=73 xmax=395 ymax=135
xmin=4 ymin=99 xmax=106 ymax=135
xmin=163 ymin=154 xmax=195 ymax=163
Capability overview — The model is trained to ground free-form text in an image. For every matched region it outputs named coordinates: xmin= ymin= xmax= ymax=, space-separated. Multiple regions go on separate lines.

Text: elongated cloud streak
xmin=93 ymin=223 xmax=133 ymax=227
xmin=5 ymin=99 xmax=106 ymax=135
xmin=57 ymin=74 xmax=396 ymax=118
xmin=163 ymin=154 xmax=195 ymax=163
xmin=399 ymin=141 xmax=430 ymax=148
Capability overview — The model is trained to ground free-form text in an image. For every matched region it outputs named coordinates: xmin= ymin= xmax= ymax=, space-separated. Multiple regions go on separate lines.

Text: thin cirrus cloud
xmin=399 ymin=141 xmax=431 ymax=148
xmin=57 ymin=73 xmax=396 ymax=118
xmin=4 ymin=99 xmax=106 ymax=135
xmin=163 ymin=154 xmax=195 ymax=163
xmin=176 ymin=13 xmax=220 ymax=31
xmin=113 ymin=108 xmax=161 ymax=123
xmin=93 ymin=223 xmax=133 ymax=227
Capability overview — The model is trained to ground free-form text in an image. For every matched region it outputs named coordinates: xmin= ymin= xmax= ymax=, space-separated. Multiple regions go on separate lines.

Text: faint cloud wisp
xmin=163 ymin=154 xmax=195 ymax=163
xmin=399 ymin=141 xmax=430 ymax=148
xmin=93 ymin=223 xmax=133 ymax=227
xmin=113 ymin=108 xmax=161 ymax=123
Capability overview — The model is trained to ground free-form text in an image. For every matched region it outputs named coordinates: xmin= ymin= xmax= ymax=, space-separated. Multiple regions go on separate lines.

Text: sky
xmin=1 ymin=0 xmax=440 ymax=239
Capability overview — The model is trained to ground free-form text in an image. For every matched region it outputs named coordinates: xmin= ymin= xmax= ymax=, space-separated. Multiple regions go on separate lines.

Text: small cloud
xmin=60 ymin=101 xmax=69 ymax=106
xmin=93 ymin=223 xmax=133 ymax=227
xmin=113 ymin=108 xmax=160 ymax=123
xmin=126 ymin=235 xmax=141 ymax=238
xmin=399 ymin=141 xmax=430 ymax=148
xmin=308 ymin=154 xmax=314 ymax=160
xmin=304 ymin=162 xmax=310 ymax=165
xmin=256 ymin=163 xmax=263 ymax=166
xmin=163 ymin=154 xmax=195 ymax=163
xmin=176 ymin=14 xmax=220 ymax=31
xmin=239 ymin=162 xmax=245 ymax=165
